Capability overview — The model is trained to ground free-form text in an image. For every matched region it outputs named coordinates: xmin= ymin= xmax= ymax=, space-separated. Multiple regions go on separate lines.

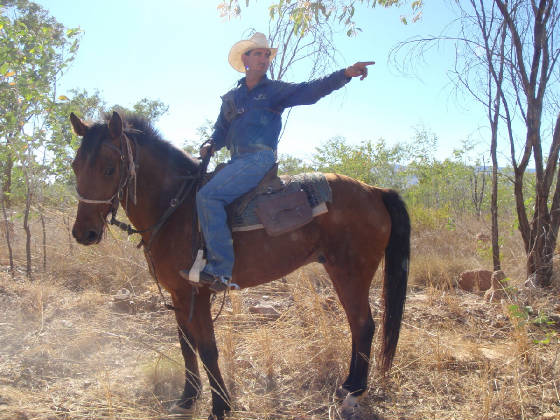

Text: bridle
xmin=75 ymin=131 xmax=138 ymax=209
xmin=75 ymin=129 xmax=208 ymax=250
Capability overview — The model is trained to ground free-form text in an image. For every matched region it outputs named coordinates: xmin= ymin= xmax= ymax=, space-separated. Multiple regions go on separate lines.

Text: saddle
xmin=201 ymin=164 xmax=331 ymax=236
xmin=187 ymin=165 xmax=331 ymax=283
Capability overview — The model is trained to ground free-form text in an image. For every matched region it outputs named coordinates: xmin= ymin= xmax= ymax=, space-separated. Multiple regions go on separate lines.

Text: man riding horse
xmin=180 ymin=32 xmax=375 ymax=292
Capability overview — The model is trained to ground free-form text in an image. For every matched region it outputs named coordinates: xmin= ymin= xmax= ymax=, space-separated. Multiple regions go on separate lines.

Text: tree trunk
xmin=64 ymin=214 xmax=74 ymax=254
xmin=526 ymin=193 xmax=557 ymax=287
xmin=40 ymin=210 xmax=47 ymax=271
xmin=23 ymin=192 xmax=32 ymax=279
xmin=2 ymin=143 xmax=13 ymax=209
xmin=490 ymin=164 xmax=500 ymax=271
xmin=23 ymin=168 xmax=33 ymax=280
xmin=470 ymin=165 xmax=486 ymax=219
xmin=1 ymin=187 xmax=14 ymax=277
xmin=490 ymin=91 xmax=501 ymax=272
xmin=489 ymin=20 xmax=507 ymax=273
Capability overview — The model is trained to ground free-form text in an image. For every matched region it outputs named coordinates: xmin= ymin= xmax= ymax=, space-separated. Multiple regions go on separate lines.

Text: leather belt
xmin=231 ymin=143 xmax=273 ymax=156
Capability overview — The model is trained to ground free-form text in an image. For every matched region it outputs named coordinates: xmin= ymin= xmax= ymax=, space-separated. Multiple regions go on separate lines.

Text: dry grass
xmin=0 ymin=208 xmax=559 ymax=419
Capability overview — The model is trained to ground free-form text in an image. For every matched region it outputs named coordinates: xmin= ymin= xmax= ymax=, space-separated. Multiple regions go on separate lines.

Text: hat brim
xmin=228 ymin=40 xmax=277 ymax=73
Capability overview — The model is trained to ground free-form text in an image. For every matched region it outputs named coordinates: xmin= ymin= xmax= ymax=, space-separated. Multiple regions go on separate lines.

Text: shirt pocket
xmin=221 ymin=91 xmax=243 ymax=123
xmin=245 ymin=107 xmax=272 ymax=128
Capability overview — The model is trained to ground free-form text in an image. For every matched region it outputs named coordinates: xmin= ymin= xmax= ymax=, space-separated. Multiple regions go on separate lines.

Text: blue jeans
xmin=196 ymin=150 xmax=276 ymax=277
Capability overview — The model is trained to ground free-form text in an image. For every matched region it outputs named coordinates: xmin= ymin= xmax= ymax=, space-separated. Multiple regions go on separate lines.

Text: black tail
xmin=379 ymin=189 xmax=410 ymax=373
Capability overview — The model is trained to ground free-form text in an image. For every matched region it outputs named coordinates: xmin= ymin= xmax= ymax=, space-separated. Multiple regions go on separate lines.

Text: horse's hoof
xmin=340 ymin=393 xmax=366 ymax=420
xmin=334 ymin=386 xmax=351 ymax=401
xmin=168 ymin=402 xmax=195 ymax=418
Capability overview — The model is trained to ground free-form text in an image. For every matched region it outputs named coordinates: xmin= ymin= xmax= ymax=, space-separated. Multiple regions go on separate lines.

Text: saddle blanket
xmin=230 ymin=172 xmax=332 ymax=232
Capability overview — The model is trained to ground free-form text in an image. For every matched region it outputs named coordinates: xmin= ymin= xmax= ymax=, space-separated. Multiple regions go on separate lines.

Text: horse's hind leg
xmin=324 ymin=263 xmax=376 ymax=397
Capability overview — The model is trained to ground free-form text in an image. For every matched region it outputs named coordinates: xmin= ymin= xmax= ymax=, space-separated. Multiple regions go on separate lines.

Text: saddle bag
xmin=255 ymin=189 xmax=313 ymax=237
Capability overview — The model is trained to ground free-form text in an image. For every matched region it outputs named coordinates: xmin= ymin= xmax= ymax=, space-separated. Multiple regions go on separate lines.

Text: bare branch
xmin=550 ymin=116 xmax=560 ymax=232
xmin=544 ymin=113 xmax=560 ymax=197
xmin=496 ymin=0 xmax=532 ymax=93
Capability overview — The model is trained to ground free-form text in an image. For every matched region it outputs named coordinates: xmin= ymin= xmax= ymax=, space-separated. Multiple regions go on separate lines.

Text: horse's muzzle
xmin=72 ymin=224 xmax=103 ymax=245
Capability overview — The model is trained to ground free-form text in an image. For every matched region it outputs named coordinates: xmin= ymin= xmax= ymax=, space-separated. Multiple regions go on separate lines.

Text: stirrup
xmin=199 ymin=272 xmax=239 ymax=293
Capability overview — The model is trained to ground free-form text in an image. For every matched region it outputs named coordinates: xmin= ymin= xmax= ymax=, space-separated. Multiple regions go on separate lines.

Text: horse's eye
xmin=104 ymin=167 xmax=115 ymax=176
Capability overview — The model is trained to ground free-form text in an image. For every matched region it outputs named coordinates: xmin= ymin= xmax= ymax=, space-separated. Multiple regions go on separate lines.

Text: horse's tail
xmin=379 ymin=189 xmax=410 ymax=373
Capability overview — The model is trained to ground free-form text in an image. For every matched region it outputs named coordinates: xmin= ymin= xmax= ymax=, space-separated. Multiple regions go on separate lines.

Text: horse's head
xmin=70 ymin=111 xmax=129 ymax=245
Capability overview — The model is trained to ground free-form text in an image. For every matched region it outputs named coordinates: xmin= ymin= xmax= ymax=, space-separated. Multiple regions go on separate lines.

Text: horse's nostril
xmin=86 ymin=230 xmax=98 ymax=243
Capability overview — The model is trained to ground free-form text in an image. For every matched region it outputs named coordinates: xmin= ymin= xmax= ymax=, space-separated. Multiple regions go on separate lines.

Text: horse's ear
xmin=70 ymin=112 xmax=88 ymax=137
xmin=108 ymin=111 xmax=123 ymax=139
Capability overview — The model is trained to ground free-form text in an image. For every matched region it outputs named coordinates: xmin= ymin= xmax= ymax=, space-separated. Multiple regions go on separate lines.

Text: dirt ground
xmin=1 ymin=265 xmax=559 ymax=420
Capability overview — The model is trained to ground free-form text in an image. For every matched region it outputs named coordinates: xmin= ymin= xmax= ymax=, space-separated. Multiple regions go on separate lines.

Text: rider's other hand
xmin=200 ymin=143 xmax=214 ymax=159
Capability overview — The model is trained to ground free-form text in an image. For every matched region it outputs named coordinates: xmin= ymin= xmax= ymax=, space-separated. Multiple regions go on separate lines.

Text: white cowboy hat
xmin=228 ymin=32 xmax=277 ymax=73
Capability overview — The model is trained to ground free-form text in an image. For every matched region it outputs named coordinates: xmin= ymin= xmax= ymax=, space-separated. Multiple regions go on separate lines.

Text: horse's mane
xmin=81 ymin=112 xmax=200 ymax=174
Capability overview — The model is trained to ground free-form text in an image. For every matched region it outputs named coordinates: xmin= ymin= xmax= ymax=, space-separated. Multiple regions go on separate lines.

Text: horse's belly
xmin=232 ymin=223 xmax=321 ymax=286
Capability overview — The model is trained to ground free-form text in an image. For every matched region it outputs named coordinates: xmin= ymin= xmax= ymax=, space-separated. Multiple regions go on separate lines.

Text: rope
xmin=212 ymin=290 xmax=228 ymax=323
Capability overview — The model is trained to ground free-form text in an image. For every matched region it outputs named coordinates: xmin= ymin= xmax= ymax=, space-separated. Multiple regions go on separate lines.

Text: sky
xmin=34 ymin=0 xmax=492 ymax=163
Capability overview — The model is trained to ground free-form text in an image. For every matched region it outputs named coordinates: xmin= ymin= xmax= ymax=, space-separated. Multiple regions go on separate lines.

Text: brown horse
xmin=70 ymin=111 xmax=410 ymax=420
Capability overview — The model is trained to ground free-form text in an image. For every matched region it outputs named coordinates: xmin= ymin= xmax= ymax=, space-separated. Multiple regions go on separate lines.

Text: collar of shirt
xmin=237 ymin=75 xmax=273 ymax=89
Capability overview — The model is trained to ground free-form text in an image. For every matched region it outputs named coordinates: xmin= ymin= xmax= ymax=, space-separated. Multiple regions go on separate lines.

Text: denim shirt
xmin=211 ymin=69 xmax=351 ymax=152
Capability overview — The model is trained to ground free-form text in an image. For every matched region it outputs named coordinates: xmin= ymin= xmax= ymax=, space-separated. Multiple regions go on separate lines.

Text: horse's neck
xmin=122 ymin=150 xmax=195 ymax=242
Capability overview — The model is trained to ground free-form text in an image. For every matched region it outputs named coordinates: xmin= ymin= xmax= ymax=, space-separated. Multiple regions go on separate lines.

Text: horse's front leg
xmin=172 ymin=324 xmax=201 ymax=412
xmin=168 ymin=291 xmax=202 ymax=415
xmin=194 ymin=293 xmax=231 ymax=420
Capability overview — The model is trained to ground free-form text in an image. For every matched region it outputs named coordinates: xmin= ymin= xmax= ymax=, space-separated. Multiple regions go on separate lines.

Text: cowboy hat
xmin=228 ymin=32 xmax=277 ymax=73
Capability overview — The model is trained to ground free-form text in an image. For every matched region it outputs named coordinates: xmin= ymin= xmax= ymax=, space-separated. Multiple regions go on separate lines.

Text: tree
xmin=36 ymin=89 xmax=103 ymax=271
xmin=405 ymin=130 xmax=460 ymax=213
xmin=183 ymin=119 xmax=229 ymax=169
xmin=218 ymin=0 xmax=423 ymax=34
xmin=495 ymin=0 xmax=560 ymax=287
xmin=312 ymin=135 xmax=409 ymax=189
xmin=390 ymin=1 xmax=507 ymax=270
xmin=112 ymin=98 xmax=169 ymax=123
xmin=0 ymin=0 xmax=81 ymax=207
xmin=393 ymin=0 xmax=560 ymax=286
xmin=442 ymin=0 xmax=507 ymax=270
xmin=278 ymin=154 xmax=313 ymax=175
xmin=266 ymin=2 xmax=338 ymax=81
xmin=46 ymin=89 xmax=104 ymax=185
xmin=1 ymin=0 xmax=81 ymax=277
